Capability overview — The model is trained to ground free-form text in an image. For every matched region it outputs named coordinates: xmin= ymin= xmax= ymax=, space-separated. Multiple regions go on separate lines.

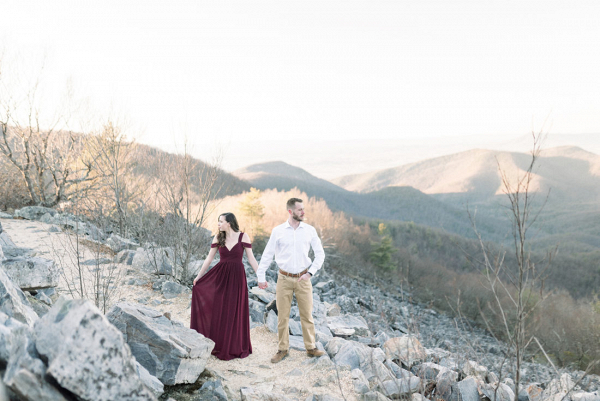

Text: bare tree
xmin=470 ymin=131 xmax=556 ymax=400
xmin=0 ymin=56 xmax=97 ymax=207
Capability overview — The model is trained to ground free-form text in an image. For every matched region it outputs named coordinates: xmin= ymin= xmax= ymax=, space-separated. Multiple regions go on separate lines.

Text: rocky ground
xmin=1 ymin=206 xmax=599 ymax=401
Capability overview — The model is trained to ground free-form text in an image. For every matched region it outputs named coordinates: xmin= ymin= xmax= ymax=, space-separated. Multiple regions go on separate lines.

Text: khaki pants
xmin=276 ymin=272 xmax=316 ymax=351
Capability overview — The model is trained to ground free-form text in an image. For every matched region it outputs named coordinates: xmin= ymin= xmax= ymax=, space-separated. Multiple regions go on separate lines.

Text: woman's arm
xmin=242 ymin=233 xmax=259 ymax=274
xmin=193 ymin=236 xmax=219 ymax=285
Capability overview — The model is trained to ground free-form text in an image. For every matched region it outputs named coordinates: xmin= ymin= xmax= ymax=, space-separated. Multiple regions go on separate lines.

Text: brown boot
xmin=306 ymin=348 xmax=325 ymax=357
xmin=270 ymin=350 xmax=288 ymax=364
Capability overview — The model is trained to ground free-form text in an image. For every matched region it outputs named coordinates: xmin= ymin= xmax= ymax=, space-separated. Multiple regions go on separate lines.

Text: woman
xmin=190 ymin=212 xmax=259 ymax=360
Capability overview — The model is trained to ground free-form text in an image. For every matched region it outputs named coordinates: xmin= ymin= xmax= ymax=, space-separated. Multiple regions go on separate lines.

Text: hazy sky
xmin=2 ymin=0 xmax=599 ymax=173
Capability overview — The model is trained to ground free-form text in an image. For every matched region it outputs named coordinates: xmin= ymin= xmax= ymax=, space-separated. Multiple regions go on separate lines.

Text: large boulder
xmin=383 ymin=336 xmax=427 ymax=367
xmin=2 ymin=257 xmax=60 ymax=290
xmin=3 ymin=325 xmax=71 ymax=401
xmin=326 ymin=314 xmax=370 ymax=337
xmin=33 ymin=297 xmax=157 ymax=401
xmin=14 ymin=206 xmax=56 ymax=220
xmin=377 ymin=376 xmax=421 ymax=399
xmin=161 ymin=281 xmax=189 ymax=299
xmin=451 ymin=377 xmax=481 ymax=401
xmin=131 ymin=247 xmax=173 ymax=275
xmin=0 ymin=267 xmax=38 ymax=326
xmin=106 ymin=302 xmax=214 ymax=385
xmin=106 ymin=234 xmax=138 ymax=253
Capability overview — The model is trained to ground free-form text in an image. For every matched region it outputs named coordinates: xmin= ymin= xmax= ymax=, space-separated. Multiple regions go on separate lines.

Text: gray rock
xmin=314 ymin=280 xmax=335 ymax=292
xmin=134 ymin=360 xmax=164 ymax=398
xmin=115 ymin=249 xmax=136 ymax=265
xmin=40 ymin=213 xmax=55 ymax=224
xmin=0 ymin=220 xmax=2 ymax=234
xmin=266 ymin=310 xmax=278 ymax=333
xmin=451 ymin=377 xmax=481 ymax=401
xmin=541 ymin=373 xmax=575 ymax=401
xmin=462 ymin=360 xmax=488 ymax=379
xmin=162 ymin=281 xmax=189 ymax=299
xmin=106 ymin=234 xmax=138 ymax=252
xmin=360 ymin=391 xmax=391 ymax=401
xmin=25 ymin=293 xmax=51 ymax=317
xmin=436 ymin=369 xmax=458 ymax=400
xmin=351 ymin=368 xmax=371 ymax=394
xmin=2 ymin=257 xmax=60 ymax=291
xmin=0 ymin=267 xmax=38 ymax=326
xmin=249 ymin=287 xmax=275 ymax=304
xmin=131 ymin=247 xmax=173 ymax=275
xmin=326 ymin=303 xmax=341 ymax=317
xmin=0 ymin=212 xmax=12 ymax=219
xmin=0 ymin=232 xmax=17 ymax=249
xmin=326 ymin=314 xmax=370 ymax=337
xmin=0 ymin=311 xmax=27 ymax=365
xmin=34 ymin=297 xmax=157 ymax=401
xmin=412 ymin=362 xmax=450 ymax=380
xmin=383 ymin=336 xmax=426 ymax=367
xmin=195 ymin=379 xmax=228 ymax=401
xmin=572 ymin=392 xmax=600 ymax=401
xmin=325 ymin=337 xmax=382 ymax=371
xmin=106 ymin=302 xmax=214 ymax=385
xmin=86 ymin=223 xmax=105 ymax=241
xmin=38 ymin=287 xmax=56 ymax=297
xmin=3 ymin=325 xmax=70 ymax=401
xmin=249 ymin=299 xmax=266 ymax=324
xmin=48 ymin=225 xmax=62 ymax=233
xmin=479 ymin=382 xmax=515 ymax=401
xmin=289 ymin=335 xmax=307 ymax=351
xmin=81 ymin=258 xmax=112 ymax=266
xmin=377 ymin=376 xmax=421 ymax=398
xmin=289 ymin=319 xmax=303 ymax=336
xmin=14 ymin=206 xmax=56 ymax=220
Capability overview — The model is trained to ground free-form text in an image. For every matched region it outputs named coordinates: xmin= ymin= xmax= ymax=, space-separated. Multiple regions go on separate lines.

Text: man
xmin=257 ymin=197 xmax=326 ymax=363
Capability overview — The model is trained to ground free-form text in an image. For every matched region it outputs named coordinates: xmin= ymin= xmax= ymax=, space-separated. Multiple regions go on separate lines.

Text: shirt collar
xmin=284 ymin=220 xmax=305 ymax=229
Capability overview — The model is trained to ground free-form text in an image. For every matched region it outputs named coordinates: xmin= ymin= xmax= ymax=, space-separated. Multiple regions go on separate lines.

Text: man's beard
xmin=292 ymin=213 xmax=304 ymax=222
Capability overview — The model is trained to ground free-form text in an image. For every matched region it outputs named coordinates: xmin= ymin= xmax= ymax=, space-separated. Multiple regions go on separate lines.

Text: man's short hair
xmin=286 ymin=198 xmax=303 ymax=210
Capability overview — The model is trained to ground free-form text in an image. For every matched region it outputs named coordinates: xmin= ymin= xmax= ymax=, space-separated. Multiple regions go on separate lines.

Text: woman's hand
xmin=193 ymin=275 xmax=200 ymax=286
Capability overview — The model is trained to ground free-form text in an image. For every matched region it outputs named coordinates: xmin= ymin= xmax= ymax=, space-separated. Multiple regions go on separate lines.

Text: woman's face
xmin=218 ymin=215 xmax=230 ymax=232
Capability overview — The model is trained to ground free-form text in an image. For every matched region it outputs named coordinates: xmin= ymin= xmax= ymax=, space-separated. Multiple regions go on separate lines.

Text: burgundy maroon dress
xmin=190 ymin=232 xmax=252 ymax=360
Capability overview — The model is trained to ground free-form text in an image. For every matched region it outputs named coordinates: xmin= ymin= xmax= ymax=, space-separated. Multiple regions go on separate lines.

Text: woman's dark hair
xmin=217 ymin=212 xmax=240 ymax=247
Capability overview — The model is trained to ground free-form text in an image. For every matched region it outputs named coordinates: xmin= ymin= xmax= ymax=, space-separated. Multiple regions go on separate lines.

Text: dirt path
xmin=1 ymin=217 xmax=357 ymax=400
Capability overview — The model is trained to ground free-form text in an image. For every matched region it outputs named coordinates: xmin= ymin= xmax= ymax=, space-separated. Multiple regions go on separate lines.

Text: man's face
xmin=289 ymin=202 xmax=305 ymax=222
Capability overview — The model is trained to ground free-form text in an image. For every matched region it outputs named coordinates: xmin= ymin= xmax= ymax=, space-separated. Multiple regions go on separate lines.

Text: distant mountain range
xmin=234 ymin=146 xmax=600 ymax=251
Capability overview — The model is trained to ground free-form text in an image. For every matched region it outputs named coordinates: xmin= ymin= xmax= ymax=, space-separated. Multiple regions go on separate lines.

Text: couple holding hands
xmin=190 ymin=198 xmax=326 ymax=363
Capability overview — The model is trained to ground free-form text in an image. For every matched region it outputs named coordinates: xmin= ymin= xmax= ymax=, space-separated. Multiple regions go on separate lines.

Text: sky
xmin=2 ymin=1 xmax=599 ymax=176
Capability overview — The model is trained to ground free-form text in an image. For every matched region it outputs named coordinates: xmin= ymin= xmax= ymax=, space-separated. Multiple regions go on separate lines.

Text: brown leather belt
xmin=279 ymin=268 xmax=308 ymax=278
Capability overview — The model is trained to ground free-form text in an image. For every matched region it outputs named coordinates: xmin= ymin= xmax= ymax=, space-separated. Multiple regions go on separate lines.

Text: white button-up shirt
xmin=257 ymin=221 xmax=325 ymax=282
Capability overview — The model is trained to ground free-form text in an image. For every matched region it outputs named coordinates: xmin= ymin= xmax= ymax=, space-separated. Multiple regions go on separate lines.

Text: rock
xmin=134 ymin=360 xmax=164 ymax=398
xmin=48 ymin=225 xmax=61 ymax=233
xmin=25 ymin=293 xmax=51 ymax=317
xmin=106 ymin=234 xmax=138 ymax=252
xmin=351 ymin=368 xmax=371 ymax=394
xmin=249 ymin=299 xmax=266 ymax=324
xmin=0 ymin=267 xmax=38 ymax=326
xmin=86 ymin=223 xmax=106 ymax=241
xmin=0 ymin=220 xmax=2 ymax=234
xmin=306 ymin=394 xmax=345 ymax=401
xmin=0 ymin=212 xmax=12 ymax=219
xmin=436 ymin=369 xmax=458 ymax=400
xmin=14 ymin=206 xmax=56 ymax=220
xmin=326 ymin=303 xmax=341 ymax=317
xmin=412 ymin=362 xmax=450 ymax=381
xmin=195 ymin=379 xmax=228 ymax=401
xmin=0 ymin=232 xmax=17 ymax=249
xmin=81 ymin=258 xmax=112 ymax=266
xmin=325 ymin=337 xmax=381 ymax=371
xmin=383 ymin=336 xmax=426 ymax=367
xmin=3 ymin=325 xmax=70 ymax=401
xmin=541 ymin=373 xmax=575 ymax=401
xmin=479 ymin=382 xmax=515 ymax=401
xmin=131 ymin=247 xmax=173 ymax=275
xmin=572 ymin=392 xmax=600 ymax=401
xmin=289 ymin=319 xmax=303 ymax=336
xmin=326 ymin=314 xmax=370 ymax=337
xmin=34 ymin=297 xmax=157 ymax=401
xmin=106 ymin=302 xmax=214 ymax=385
xmin=314 ymin=280 xmax=335 ymax=292
xmin=40 ymin=213 xmax=55 ymax=224
xmin=1 ymin=257 xmax=60 ymax=291
xmin=462 ymin=360 xmax=488 ymax=379
xmin=336 ymin=294 xmax=361 ymax=313
xmin=266 ymin=310 xmax=278 ymax=333
xmin=377 ymin=377 xmax=421 ymax=398
xmin=249 ymin=287 xmax=275 ymax=304
xmin=361 ymin=391 xmax=392 ymax=401
xmin=0 ymin=311 xmax=27 ymax=365
xmin=115 ymin=249 xmax=136 ymax=265
xmin=526 ymin=383 xmax=543 ymax=401
xmin=451 ymin=377 xmax=481 ymax=401
xmin=161 ymin=281 xmax=188 ymax=299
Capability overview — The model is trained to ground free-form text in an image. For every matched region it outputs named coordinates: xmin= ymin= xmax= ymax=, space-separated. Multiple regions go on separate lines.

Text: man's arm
xmin=307 ymin=229 xmax=325 ymax=276
xmin=257 ymin=228 xmax=277 ymax=283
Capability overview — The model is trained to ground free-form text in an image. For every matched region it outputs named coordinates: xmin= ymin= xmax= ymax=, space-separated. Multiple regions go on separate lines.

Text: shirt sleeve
xmin=308 ymin=228 xmax=325 ymax=276
xmin=257 ymin=228 xmax=277 ymax=282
